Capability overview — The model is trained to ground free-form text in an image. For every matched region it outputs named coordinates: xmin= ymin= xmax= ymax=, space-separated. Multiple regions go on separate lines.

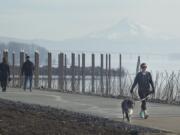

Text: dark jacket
xmin=21 ymin=60 xmax=34 ymax=76
xmin=0 ymin=62 xmax=10 ymax=81
xmin=131 ymin=71 xmax=155 ymax=94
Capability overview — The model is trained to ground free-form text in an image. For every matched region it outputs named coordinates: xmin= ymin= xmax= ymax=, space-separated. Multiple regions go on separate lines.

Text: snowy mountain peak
xmin=88 ymin=18 xmax=154 ymax=40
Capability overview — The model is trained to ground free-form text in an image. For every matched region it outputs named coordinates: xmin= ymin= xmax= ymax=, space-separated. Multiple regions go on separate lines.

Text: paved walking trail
xmin=0 ymin=88 xmax=180 ymax=134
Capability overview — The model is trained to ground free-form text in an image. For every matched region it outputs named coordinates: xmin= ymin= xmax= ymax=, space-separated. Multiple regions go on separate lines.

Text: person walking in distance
xmin=21 ymin=56 xmax=34 ymax=92
xmin=0 ymin=57 xmax=10 ymax=92
xmin=130 ymin=63 xmax=155 ymax=119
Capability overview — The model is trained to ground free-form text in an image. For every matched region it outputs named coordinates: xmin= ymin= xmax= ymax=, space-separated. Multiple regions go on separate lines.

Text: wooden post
xmin=20 ymin=50 xmax=25 ymax=88
xmin=105 ymin=54 xmax=109 ymax=95
xmin=119 ymin=54 xmax=123 ymax=95
xmin=82 ymin=53 xmax=85 ymax=93
xmin=64 ymin=54 xmax=67 ymax=91
xmin=100 ymin=54 xmax=104 ymax=94
xmin=58 ymin=53 xmax=64 ymax=90
xmin=71 ymin=53 xmax=75 ymax=92
xmin=92 ymin=54 xmax=95 ymax=93
xmin=136 ymin=56 xmax=141 ymax=74
xmin=78 ymin=54 xmax=81 ymax=91
xmin=58 ymin=54 xmax=60 ymax=89
xmin=108 ymin=54 xmax=111 ymax=94
xmin=3 ymin=49 xmax=8 ymax=62
xmin=34 ymin=51 xmax=39 ymax=88
xmin=48 ymin=52 xmax=52 ymax=89
xmin=12 ymin=52 xmax=15 ymax=87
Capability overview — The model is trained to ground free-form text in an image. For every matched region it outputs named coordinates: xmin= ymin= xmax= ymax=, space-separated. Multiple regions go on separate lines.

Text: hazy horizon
xmin=1 ymin=0 xmax=180 ymax=41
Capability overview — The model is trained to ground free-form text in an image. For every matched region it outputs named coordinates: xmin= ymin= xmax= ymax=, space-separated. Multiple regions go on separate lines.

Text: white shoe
xmin=144 ymin=110 xmax=149 ymax=119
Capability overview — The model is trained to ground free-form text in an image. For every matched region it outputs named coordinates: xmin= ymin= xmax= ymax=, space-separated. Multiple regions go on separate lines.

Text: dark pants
xmin=1 ymin=80 xmax=7 ymax=92
xmin=24 ymin=75 xmax=32 ymax=91
xmin=138 ymin=90 xmax=149 ymax=111
xmin=141 ymin=100 xmax=147 ymax=111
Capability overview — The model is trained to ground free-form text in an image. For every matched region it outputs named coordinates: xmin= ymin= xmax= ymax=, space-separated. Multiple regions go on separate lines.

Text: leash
xmin=131 ymin=93 xmax=149 ymax=102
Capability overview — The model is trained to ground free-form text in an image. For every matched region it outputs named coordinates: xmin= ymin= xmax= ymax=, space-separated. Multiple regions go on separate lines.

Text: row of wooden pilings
xmin=2 ymin=49 xmax=141 ymax=96
xmin=55 ymin=53 xmax=121 ymax=95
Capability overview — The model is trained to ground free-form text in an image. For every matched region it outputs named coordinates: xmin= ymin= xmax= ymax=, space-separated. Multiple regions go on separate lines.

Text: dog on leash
xmin=121 ymin=99 xmax=135 ymax=122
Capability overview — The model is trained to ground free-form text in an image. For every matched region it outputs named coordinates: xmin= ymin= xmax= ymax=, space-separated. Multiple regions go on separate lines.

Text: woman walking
xmin=130 ymin=63 xmax=155 ymax=119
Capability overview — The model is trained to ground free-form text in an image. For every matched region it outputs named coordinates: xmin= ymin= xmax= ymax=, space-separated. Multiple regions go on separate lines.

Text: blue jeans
xmin=24 ymin=75 xmax=32 ymax=91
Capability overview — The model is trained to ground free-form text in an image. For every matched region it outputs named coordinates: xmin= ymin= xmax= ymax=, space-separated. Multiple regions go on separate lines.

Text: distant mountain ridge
xmin=0 ymin=41 xmax=48 ymax=65
xmin=1 ymin=18 xmax=180 ymax=54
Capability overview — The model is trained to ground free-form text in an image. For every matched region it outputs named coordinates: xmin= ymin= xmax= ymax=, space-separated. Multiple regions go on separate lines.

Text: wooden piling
xmin=64 ymin=54 xmax=67 ymax=91
xmin=92 ymin=54 xmax=95 ymax=93
xmin=136 ymin=56 xmax=141 ymax=74
xmin=71 ymin=53 xmax=75 ymax=92
xmin=48 ymin=52 xmax=52 ymax=89
xmin=105 ymin=54 xmax=108 ymax=95
xmin=119 ymin=54 xmax=123 ymax=95
xmin=78 ymin=54 xmax=81 ymax=91
xmin=58 ymin=53 xmax=64 ymax=90
xmin=20 ymin=50 xmax=25 ymax=88
xmin=100 ymin=54 xmax=104 ymax=94
xmin=82 ymin=53 xmax=85 ymax=93
xmin=12 ymin=52 xmax=15 ymax=87
xmin=3 ymin=49 xmax=8 ymax=63
xmin=108 ymin=54 xmax=111 ymax=94
xmin=34 ymin=51 xmax=39 ymax=88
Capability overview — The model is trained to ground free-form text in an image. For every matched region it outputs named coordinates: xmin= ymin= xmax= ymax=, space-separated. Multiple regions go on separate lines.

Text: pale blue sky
xmin=0 ymin=0 xmax=180 ymax=40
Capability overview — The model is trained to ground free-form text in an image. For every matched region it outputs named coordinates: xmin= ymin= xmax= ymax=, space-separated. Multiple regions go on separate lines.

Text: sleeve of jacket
xmin=130 ymin=73 xmax=139 ymax=93
xmin=149 ymin=72 xmax=155 ymax=93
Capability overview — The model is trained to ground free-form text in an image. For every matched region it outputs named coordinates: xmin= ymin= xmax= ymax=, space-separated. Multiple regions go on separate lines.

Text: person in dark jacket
xmin=0 ymin=57 xmax=10 ymax=92
xmin=130 ymin=63 xmax=155 ymax=119
xmin=21 ymin=56 xmax=34 ymax=92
